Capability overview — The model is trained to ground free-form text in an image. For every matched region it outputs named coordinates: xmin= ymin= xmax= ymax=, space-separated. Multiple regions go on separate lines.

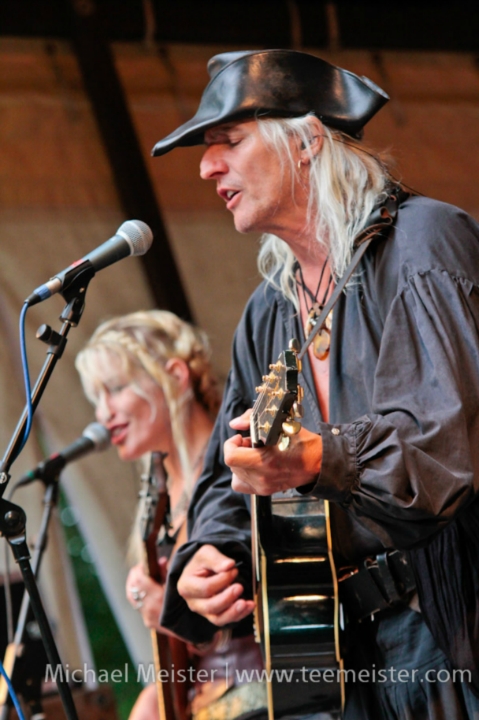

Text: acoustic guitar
xmin=250 ymin=340 xmax=344 ymax=719
xmin=139 ymin=452 xmax=190 ymax=720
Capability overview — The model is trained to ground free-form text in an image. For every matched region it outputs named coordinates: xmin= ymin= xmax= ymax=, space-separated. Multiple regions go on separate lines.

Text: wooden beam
xmin=66 ymin=0 xmax=193 ymax=322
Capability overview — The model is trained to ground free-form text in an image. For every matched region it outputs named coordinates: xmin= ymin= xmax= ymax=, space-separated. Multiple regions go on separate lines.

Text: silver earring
xmin=297 ymin=159 xmax=302 ymax=170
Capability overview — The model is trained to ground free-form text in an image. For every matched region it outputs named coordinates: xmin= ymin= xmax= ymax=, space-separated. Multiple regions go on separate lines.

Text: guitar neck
xmin=140 ymin=452 xmax=190 ymax=720
xmin=250 ymin=343 xmax=344 ymax=718
xmin=150 ymin=628 xmax=176 ymax=720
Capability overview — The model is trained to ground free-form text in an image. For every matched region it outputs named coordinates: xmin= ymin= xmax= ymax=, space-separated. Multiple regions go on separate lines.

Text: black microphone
xmin=17 ymin=423 xmax=111 ymax=486
xmin=25 ymin=220 xmax=153 ymax=306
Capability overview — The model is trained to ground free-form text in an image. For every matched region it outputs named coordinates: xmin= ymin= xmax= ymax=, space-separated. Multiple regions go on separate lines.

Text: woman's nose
xmin=95 ymin=394 xmax=113 ymax=424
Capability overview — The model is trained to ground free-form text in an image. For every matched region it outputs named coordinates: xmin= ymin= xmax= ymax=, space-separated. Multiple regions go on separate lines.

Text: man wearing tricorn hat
xmin=153 ymin=50 xmax=479 ymax=718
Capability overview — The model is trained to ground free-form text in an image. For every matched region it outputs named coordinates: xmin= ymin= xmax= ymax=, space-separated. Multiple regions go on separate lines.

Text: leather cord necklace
xmin=298 ymin=186 xmax=408 ymax=362
xmin=297 ymin=259 xmax=334 ymax=360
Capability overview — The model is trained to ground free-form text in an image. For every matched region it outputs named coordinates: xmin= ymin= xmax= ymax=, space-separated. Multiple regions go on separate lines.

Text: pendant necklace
xmin=297 ymin=259 xmax=334 ymax=361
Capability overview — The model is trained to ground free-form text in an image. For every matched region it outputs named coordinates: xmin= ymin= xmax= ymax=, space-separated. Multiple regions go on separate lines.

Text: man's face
xmin=200 ymin=120 xmax=304 ymax=237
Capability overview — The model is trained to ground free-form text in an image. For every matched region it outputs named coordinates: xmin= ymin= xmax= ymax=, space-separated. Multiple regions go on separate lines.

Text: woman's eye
xmin=108 ymin=383 xmax=128 ymax=394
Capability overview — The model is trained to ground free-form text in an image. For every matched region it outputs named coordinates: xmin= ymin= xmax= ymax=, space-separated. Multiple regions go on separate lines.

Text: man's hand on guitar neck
xmin=177 ymin=544 xmax=254 ymax=626
xmin=226 ymin=410 xmax=323 ymax=495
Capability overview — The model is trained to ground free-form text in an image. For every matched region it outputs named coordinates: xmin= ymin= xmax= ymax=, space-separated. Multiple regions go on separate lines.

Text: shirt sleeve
xmin=311 ymin=269 xmax=479 ymax=549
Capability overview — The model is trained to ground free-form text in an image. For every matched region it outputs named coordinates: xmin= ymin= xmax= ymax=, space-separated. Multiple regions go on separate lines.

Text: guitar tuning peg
xmin=269 ymin=361 xmax=282 ymax=371
xmin=289 ymin=338 xmax=300 ymax=353
xmin=282 ymin=419 xmax=301 ymax=436
xmin=278 ymin=435 xmax=290 ymax=452
xmin=293 ymin=402 xmax=304 ymax=419
xmin=255 ymin=384 xmax=265 ymax=393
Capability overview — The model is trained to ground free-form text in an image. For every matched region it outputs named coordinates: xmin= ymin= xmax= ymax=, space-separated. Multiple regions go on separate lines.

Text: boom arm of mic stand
xmin=0 ymin=499 xmax=79 ymax=720
xmin=0 ymin=268 xmax=95 ymax=488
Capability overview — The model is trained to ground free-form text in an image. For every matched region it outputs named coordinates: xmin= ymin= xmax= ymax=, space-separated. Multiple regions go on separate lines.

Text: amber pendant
xmin=313 ymin=327 xmax=331 ymax=361
xmin=304 ymin=307 xmax=333 ymax=361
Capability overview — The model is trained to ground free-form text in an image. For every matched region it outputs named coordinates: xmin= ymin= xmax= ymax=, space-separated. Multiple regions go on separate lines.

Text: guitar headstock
xmin=139 ymin=451 xmax=169 ymax=544
xmin=250 ymin=339 xmax=304 ymax=451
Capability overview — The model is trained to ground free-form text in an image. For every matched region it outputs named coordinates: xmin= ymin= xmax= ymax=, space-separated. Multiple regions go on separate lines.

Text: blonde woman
xmin=75 ymin=310 xmax=266 ymax=720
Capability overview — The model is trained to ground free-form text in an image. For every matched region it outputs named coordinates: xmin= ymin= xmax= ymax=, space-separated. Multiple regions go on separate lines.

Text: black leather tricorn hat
xmin=152 ymin=49 xmax=389 ymax=157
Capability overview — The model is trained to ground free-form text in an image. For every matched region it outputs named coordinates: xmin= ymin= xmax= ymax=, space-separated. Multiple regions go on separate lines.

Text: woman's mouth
xmin=110 ymin=425 xmax=128 ymax=445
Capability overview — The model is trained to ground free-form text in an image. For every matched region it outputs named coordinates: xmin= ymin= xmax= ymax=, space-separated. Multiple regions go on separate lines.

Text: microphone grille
xmin=82 ymin=423 xmax=111 ymax=452
xmin=117 ymin=220 xmax=153 ymax=256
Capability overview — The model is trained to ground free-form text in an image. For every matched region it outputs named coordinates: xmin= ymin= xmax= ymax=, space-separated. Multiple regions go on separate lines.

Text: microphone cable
xmin=0 ymin=656 xmax=27 ymax=720
xmin=16 ymin=302 xmax=33 ymax=461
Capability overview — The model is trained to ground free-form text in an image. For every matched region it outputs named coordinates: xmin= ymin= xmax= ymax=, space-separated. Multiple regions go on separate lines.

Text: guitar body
xmin=250 ymin=344 xmax=344 ymax=719
xmin=252 ymin=495 xmax=344 ymax=718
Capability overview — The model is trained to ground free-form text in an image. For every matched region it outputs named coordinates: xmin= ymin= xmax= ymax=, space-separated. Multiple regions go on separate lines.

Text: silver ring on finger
xmin=131 ymin=587 xmax=146 ymax=603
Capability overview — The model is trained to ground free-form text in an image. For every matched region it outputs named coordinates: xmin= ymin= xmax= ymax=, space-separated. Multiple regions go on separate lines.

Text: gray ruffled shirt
xmin=163 ymin=194 xmax=479 ymax=643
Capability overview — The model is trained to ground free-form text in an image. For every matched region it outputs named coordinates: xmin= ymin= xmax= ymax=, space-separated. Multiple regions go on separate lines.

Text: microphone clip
xmin=18 ymin=456 xmax=65 ymax=489
xmin=59 ymin=262 xmax=95 ymax=326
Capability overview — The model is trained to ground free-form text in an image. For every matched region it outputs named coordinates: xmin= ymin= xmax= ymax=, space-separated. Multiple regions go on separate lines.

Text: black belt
xmin=338 ymin=550 xmax=416 ymax=622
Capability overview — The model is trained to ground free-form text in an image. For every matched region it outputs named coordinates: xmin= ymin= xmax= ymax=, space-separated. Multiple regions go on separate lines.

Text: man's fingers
xmin=229 ymin=409 xmax=252 ymax=431
xmin=177 ymin=545 xmax=252 ymax=627
xmin=187 ymin=581 xmax=244 ymax=617
xmin=192 ymin=544 xmax=237 ymax=574
xmin=224 ymin=433 xmax=245 ymax=452
xmin=224 ymin=436 xmax=262 ymax=467
xmin=231 ymin=474 xmax=255 ymax=494
xmin=188 ymin=588 xmax=255 ymax=627
xmin=204 ymin=598 xmax=255 ymax=627
xmin=178 ymin=567 xmax=238 ymax=601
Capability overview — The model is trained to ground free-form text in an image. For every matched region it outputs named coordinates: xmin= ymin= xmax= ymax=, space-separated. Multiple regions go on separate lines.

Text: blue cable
xmin=16 ymin=302 xmax=33 ymax=460
xmin=0 ymin=657 xmax=27 ymax=720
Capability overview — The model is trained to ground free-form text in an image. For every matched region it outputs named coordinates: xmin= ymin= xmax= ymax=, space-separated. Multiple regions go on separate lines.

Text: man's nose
xmin=200 ymin=145 xmax=227 ymax=179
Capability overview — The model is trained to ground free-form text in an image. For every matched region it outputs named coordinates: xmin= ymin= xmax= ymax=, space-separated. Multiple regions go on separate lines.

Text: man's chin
xmin=233 ymin=217 xmax=258 ymax=235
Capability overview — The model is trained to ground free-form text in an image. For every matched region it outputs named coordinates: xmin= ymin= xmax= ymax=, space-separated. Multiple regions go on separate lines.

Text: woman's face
xmin=91 ymin=353 xmax=171 ymax=462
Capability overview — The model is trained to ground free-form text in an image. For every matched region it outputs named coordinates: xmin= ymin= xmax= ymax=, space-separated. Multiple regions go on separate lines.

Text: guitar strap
xmin=298 ymin=187 xmax=408 ymax=361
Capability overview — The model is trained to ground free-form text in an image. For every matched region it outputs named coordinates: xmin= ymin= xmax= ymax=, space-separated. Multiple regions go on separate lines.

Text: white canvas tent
xmin=0 ymin=38 xmax=478 ymax=683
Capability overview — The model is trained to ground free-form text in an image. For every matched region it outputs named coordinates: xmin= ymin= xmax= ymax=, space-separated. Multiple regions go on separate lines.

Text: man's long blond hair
xmin=256 ymin=116 xmax=391 ymax=308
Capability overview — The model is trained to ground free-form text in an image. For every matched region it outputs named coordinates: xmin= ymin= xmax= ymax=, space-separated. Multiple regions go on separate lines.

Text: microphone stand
xmin=0 ymin=268 xmax=95 ymax=720
xmin=0 ymin=477 xmax=61 ymax=720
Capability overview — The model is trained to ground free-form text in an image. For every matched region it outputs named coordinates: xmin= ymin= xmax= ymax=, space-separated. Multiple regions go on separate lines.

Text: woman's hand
xmin=126 ymin=560 xmax=168 ymax=631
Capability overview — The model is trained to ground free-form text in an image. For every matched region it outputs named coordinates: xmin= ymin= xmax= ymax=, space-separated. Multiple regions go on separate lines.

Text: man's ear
xmin=165 ymin=357 xmax=191 ymax=394
xmin=299 ymin=116 xmax=324 ymax=164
